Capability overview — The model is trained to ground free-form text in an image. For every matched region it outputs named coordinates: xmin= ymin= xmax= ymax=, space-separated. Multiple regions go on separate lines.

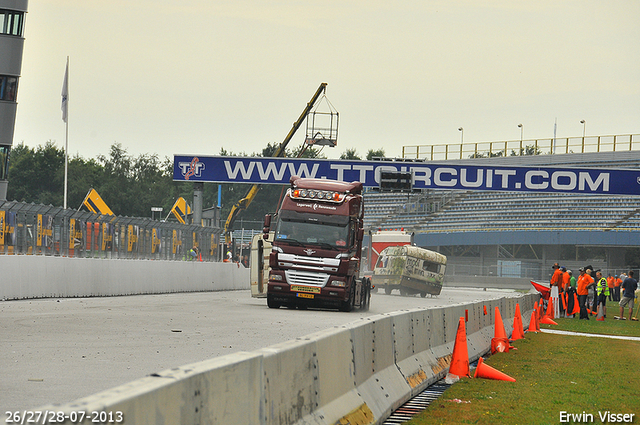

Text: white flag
xmin=61 ymin=58 xmax=68 ymax=123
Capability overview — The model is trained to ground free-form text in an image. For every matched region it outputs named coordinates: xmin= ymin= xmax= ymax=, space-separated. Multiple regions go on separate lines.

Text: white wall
xmin=1 ymin=256 xmax=249 ymax=300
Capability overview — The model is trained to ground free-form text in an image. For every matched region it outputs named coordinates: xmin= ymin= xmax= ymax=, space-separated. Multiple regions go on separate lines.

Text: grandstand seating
xmin=364 ymin=190 xmax=640 ymax=233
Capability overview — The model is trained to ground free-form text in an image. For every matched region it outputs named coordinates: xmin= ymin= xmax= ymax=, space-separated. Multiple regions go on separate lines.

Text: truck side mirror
xmin=263 ymin=214 xmax=271 ymax=239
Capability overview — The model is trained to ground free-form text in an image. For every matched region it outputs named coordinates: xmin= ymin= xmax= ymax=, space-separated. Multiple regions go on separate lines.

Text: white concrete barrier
xmin=36 ymin=294 xmax=538 ymax=425
xmin=1 ymin=256 xmax=249 ymax=300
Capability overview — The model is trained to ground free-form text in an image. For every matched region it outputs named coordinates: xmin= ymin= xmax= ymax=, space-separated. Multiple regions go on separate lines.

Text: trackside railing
xmin=0 ymin=201 xmax=222 ymax=261
xmin=403 ymin=134 xmax=640 ymax=161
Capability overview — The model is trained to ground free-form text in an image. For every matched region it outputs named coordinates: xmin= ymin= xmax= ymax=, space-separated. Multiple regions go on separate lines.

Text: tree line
xmin=6 ymin=141 xmax=385 ymax=228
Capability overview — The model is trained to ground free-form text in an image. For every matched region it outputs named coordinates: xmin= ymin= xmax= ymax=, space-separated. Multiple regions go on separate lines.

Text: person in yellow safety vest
xmin=595 ymin=270 xmax=609 ymax=318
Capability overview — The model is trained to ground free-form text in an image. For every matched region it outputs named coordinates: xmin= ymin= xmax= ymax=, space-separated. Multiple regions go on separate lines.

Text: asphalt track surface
xmin=1 ymin=287 xmax=521 ymax=413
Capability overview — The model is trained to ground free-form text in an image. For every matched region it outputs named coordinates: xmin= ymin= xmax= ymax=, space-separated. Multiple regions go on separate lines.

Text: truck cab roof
xmin=290 ymin=176 xmax=363 ymax=195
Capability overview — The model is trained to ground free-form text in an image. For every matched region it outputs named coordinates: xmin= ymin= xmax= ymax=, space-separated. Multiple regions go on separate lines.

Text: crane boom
xmin=224 ymin=83 xmax=328 ymax=244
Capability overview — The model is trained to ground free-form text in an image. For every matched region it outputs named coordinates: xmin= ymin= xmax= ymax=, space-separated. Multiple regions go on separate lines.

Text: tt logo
xmin=303 ymin=249 xmax=316 ymax=256
xmin=178 ymin=157 xmax=206 ymax=180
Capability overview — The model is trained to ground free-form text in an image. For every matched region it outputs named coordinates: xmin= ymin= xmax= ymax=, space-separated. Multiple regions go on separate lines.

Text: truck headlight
xmin=270 ymin=274 xmax=283 ymax=281
xmin=330 ymin=280 xmax=345 ymax=287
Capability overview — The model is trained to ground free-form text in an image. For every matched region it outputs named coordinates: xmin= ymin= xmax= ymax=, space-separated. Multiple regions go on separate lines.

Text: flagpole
xmin=64 ymin=100 xmax=68 ymax=209
xmin=62 ymin=57 xmax=69 ymax=209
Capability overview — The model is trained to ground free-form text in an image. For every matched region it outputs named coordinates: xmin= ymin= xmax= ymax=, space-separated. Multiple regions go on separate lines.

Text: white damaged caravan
xmin=372 ymin=245 xmax=447 ymax=297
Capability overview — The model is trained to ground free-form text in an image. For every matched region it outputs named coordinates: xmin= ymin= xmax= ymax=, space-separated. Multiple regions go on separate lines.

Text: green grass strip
xmin=407 ymin=317 xmax=640 ymax=424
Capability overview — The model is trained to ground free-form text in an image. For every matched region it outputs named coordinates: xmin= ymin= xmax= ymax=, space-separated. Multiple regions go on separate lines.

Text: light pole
xmin=458 ymin=127 xmax=464 ymax=144
xmin=518 ymin=123 xmax=523 ymax=142
xmin=580 ymin=120 xmax=586 ymax=137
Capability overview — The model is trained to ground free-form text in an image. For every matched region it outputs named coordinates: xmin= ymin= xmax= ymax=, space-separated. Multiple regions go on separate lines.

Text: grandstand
xmin=363 ymin=149 xmax=640 ymax=281
xmin=366 ymin=191 xmax=640 ymax=233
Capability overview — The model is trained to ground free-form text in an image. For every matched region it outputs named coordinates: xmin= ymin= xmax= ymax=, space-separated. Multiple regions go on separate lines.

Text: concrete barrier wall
xmin=444 ymin=275 xmax=532 ymax=290
xmin=38 ymin=293 xmax=538 ymax=425
xmin=0 ymin=256 xmax=249 ymax=300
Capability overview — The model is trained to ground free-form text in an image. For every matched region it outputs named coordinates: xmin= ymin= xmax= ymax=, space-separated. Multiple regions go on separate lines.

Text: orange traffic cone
xmin=449 ymin=317 xmax=470 ymax=378
xmin=527 ymin=310 xmax=538 ymax=333
xmin=539 ymin=298 xmax=558 ymax=325
xmin=474 ymin=357 xmax=516 ymax=382
xmin=539 ymin=316 xmax=558 ymax=325
xmin=571 ymin=293 xmax=581 ymax=316
xmin=596 ymin=302 xmax=605 ymax=321
xmin=494 ymin=307 xmax=507 ymax=340
xmin=544 ymin=297 xmax=555 ymax=320
xmin=491 ymin=337 xmax=511 ymax=354
xmin=511 ymin=303 xmax=525 ymax=341
xmin=537 ymin=302 xmax=543 ymax=322
xmin=491 ymin=307 xmax=511 ymax=354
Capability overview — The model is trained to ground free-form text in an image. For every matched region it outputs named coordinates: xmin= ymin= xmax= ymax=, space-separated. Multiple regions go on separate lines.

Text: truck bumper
xmin=267 ymin=282 xmax=346 ymax=309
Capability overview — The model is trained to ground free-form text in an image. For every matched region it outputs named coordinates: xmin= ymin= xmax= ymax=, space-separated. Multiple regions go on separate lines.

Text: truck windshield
xmin=275 ymin=210 xmax=351 ymax=249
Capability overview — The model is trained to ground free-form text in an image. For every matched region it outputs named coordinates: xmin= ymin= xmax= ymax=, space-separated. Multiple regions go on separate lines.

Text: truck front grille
xmin=285 ymin=270 xmax=329 ymax=286
xmin=277 ymin=253 xmax=340 ymax=273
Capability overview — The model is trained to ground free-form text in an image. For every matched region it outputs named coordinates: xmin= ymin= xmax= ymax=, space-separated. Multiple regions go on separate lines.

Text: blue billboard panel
xmin=173 ymin=155 xmax=640 ymax=196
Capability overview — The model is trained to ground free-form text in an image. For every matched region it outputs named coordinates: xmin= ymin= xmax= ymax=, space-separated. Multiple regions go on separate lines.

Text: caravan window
xmin=422 ymin=260 xmax=440 ymax=273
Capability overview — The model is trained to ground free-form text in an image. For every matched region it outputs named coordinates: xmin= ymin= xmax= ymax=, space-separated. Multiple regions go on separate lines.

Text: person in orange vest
xmin=585 ymin=265 xmax=598 ymax=315
xmin=607 ymin=273 xmax=615 ymax=301
xmin=614 ymin=274 xmax=623 ymax=302
xmin=562 ymin=268 xmax=571 ymax=292
xmin=576 ymin=267 xmax=593 ymax=320
xmin=561 ymin=267 xmax=571 ymax=316
xmin=550 ymin=263 xmax=563 ymax=318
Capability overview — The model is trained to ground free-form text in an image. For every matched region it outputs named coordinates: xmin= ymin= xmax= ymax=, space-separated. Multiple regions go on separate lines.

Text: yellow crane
xmin=223 ymin=83 xmax=329 ymax=244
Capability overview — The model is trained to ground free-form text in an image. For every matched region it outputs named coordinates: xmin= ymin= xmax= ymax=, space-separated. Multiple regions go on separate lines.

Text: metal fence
xmin=0 ymin=201 xmax=222 ymax=261
xmin=402 ymin=134 xmax=640 ymax=161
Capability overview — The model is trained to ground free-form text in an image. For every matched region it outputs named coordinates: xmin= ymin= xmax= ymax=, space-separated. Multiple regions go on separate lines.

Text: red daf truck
xmin=262 ymin=176 xmax=371 ymax=311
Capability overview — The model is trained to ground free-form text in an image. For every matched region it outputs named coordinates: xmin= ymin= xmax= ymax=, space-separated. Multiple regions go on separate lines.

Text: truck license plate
xmin=296 ymin=293 xmax=314 ymax=299
xmin=290 ymin=285 xmax=321 ymax=294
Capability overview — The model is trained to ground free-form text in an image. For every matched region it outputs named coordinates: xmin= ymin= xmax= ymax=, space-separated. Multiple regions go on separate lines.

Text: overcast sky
xmin=12 ymin=1 xmax=640 ymax=162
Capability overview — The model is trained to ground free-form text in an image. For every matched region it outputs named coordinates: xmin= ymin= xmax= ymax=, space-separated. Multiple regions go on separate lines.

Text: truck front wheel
xmin=361 ymin=278 xmax=371 ymax=311
xmin=339 ymin=281 xmax=356 ymax=312
xmin=267 ymin=294 xmax=280 ymax=309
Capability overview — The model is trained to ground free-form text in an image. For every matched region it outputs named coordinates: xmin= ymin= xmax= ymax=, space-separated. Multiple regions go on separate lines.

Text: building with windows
xmin=0 ymin=0 xmax=27 ymax=201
